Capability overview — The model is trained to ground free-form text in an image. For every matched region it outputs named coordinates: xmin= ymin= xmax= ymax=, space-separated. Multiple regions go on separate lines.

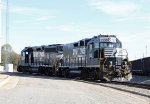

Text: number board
xmin=100 ymin=37 xmax=116 ymax=42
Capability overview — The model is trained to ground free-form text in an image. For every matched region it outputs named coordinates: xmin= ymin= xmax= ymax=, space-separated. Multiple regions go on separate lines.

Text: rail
xmin=74 ymin=78 xmax=150 ymax=98
xmin=109 ymin=81 xmax=150 ymax=90
xmin=77 ymin=79 xmax=150 ymax=90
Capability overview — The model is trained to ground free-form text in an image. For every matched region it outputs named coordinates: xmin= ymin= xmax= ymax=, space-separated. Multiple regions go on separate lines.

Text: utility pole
xmin=146 ymin=45 xmax=147 ymax=57
xmin=0 ymin=0 xmax=2 ymax=63
xmin=4 ymin=0 xmax=13 ymax=72
xmin=6 ymin=0 xmax=10 ymax=64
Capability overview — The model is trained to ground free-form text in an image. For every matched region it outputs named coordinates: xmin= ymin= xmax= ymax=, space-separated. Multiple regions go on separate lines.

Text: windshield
xmin=95 ymin=42 xmax=118 ymax=48
xmin=95 ymin=42 xmax=122 ymax=48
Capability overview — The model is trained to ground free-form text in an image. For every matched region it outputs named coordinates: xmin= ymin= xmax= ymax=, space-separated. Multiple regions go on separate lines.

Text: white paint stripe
xmin=0 ymin=76 xmax=11 ymax=87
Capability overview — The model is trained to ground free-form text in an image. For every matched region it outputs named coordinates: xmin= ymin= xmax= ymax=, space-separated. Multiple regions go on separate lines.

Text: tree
xmin=1 ymin=44 xmax=20 ymax=69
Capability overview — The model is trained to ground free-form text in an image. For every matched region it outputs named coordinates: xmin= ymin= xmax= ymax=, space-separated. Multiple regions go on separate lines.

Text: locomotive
xmin=17 ymin=35 xmax=132 ymax=81
xmin=17 ymin=44 xmax=63 ymax=75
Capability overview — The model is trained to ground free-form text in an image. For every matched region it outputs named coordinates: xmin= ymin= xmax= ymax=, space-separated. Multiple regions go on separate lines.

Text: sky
xmin=1 ymin=0 xmax=150 ymax=60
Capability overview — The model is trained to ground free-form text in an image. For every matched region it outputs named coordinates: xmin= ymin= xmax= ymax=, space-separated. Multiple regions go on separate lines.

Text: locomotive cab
xmin=17 ymin=46 xmax=44 ymax=73
xmin=86 ymin=35 xmax=132 ymax=81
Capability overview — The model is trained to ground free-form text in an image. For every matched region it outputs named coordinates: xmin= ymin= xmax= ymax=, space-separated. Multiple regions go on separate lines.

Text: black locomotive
xmin=17 ymin=35 xmax=132 ymax=81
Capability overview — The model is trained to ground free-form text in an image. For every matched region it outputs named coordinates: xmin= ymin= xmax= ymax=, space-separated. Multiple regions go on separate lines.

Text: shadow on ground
xmin=0 ymin=72 xmax=72 ymax=81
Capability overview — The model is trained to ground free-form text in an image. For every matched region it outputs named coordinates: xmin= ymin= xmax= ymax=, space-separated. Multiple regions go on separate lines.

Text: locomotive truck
xmin=17 ymin=35 xmax=132 ymax=81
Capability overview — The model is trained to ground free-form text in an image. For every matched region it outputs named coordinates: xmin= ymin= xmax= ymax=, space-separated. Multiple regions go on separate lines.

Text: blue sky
xmin=1 ymin=0 xmax=150 ymax=60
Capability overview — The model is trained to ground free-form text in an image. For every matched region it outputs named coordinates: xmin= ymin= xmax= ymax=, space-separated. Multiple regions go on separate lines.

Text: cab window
xmin=88 ymin=44 xmax=93 ymax=51
xmin=95 ymin=42 xmax=99 ymax=48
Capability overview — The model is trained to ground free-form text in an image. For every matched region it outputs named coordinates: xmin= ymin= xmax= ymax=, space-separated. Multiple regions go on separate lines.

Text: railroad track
xmin=74 ymin=78 xmax=150 ymax=98
xmin=74 ymin=78 xmax=150 ymax=90
xmin=109 ymin=81 xmax=150 ymax=90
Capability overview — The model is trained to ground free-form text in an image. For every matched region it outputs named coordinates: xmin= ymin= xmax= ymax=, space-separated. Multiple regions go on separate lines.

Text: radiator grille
xmin=104 ymin=48 xmax=114 ymax=57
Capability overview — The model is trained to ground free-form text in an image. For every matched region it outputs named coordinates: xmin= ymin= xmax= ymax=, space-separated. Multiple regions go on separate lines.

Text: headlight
xmin=109 ymin=61 xmax=113 ymax=65
xmin=122 ymin=61 xmax=127 ymax=65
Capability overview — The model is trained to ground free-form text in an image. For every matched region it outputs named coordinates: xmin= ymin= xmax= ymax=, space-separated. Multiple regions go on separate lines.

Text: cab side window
xmin=88 ymin=44 xmax=93 ymax=51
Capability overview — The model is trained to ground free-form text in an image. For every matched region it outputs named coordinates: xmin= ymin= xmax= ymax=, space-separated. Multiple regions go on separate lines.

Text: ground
xmin=0 ymin=73 xmax=149 ymax=104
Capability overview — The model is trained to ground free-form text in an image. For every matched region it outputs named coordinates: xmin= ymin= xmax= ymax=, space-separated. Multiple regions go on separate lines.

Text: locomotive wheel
xmin=58 ymin=69 xmax=63 ymax=77
xmin=81 ymin=69 xmax=85 ymax=79
xmin=122 ymin=66 xmax=132 ymax=81
xmin=62 ymin=69 xmax=65 ymax=77
xmin=92 ymin=70 xmax=98 ymax=80
xmin=54 ymin=68 xmax=59 ymax=76
xmin=45 ymin=68 xmax=51 ymax=76
xmin=17 ymin=66 xmax=21 ymax=72
xmin=29 ymin=70 xmax=33 ymax=74
xmin=102 ymin=67 xmax=115 ymax=81
xmin=63 ymin=69 xmax=69 ymax=78
xmin=81 ymin=68 xmax=88 ymax=79
xmin=38 ymin=66 xmax=44 ymax=74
